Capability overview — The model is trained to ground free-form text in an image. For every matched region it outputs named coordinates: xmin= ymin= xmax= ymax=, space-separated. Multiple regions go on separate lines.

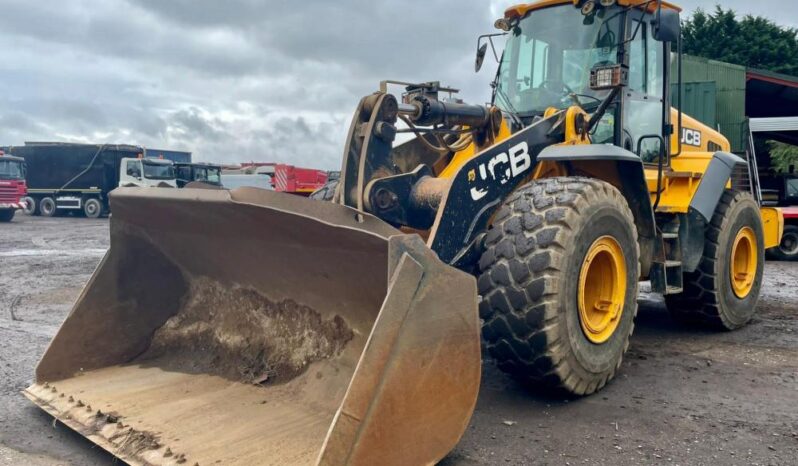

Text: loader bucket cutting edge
xmin=23 ymin=187 xmax=481 ymax=466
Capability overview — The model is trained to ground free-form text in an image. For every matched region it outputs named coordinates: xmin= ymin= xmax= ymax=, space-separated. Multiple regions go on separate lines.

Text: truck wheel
xmin=767 ymin=225 xmax=798 ymax=261
xmin=665 ymin=191 xmax=764 ymax=330
xmin=39 ymin=197 xmax=57 ymax=217
xmin=22 ymin=196 xmax=38 ymax=215
xmin=478 ymin=177 xmax=640 ymax=395
xmin=83 ymin=198 xmax=103 ymax=218
xmin=0 ymin=209 xmax=14 ymax=222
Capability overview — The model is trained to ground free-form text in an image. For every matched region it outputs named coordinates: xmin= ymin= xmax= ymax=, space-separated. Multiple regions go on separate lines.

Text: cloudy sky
xmin=0 ymin=1 xmax=794 ymax=169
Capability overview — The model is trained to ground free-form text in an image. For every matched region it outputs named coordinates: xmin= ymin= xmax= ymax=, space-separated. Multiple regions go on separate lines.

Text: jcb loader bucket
xmin=24 ymin=187 xmax=480 ymax=466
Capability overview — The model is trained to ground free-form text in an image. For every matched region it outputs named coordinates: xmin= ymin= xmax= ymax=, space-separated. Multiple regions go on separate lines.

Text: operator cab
xmin=0 ymin=152 xmax=26 ymax=181
xmin=120 ymin=157 xmax=177 ymax=188
xmin=175 ymin=162 xmax=223 ymax=188
xmin=491 ymin=0 xmax=681 ymax=164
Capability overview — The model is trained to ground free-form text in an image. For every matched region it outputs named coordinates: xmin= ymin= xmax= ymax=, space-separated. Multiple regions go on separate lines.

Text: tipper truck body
xmin=9 ymin=143 xmax=177 ymax=218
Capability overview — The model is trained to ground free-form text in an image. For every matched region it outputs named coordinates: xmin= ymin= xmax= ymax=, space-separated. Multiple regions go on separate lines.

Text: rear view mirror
xmin=475 ymin=33 xmax=505 ymax=73
xmin=475 ymin=43 xmax=488 ymax=72
xmin=652 ymin=8 xmax=680 ymax=43
xmin=637 ymin=135 xmax=666 ymax=165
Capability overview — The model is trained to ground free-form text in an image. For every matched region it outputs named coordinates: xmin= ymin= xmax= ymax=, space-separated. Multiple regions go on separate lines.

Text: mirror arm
xmin=586 ymin=85 xmax=622 ymax=133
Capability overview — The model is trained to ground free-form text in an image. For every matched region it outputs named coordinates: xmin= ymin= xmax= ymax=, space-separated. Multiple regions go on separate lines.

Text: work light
xmin=590 ymin=64 xmax=627 ymax=90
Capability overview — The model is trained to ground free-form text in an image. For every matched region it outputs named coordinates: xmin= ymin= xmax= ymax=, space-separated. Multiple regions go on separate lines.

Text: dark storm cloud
xmin=0 ymin=1 xmax=794 ymax=169
xmin=0 ymin=0 xmax=501 ymax=168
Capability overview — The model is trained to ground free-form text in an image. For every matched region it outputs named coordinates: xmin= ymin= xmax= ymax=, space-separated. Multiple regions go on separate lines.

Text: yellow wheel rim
xmin=578 ymin=236 xmax=627 ymax=344
xmin=730 ymin=227 xmax=757 ymax=299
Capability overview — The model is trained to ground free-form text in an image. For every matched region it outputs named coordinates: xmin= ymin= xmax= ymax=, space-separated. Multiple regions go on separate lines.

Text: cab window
xmin=624 ymin=17 xmax=665 ymax=164
xmin=126 ymin=160 xmax=141 ymax=177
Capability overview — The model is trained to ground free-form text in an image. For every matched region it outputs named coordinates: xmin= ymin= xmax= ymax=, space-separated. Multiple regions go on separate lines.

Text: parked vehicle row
xmin=2 ymin=142 xmax=337 ymax=221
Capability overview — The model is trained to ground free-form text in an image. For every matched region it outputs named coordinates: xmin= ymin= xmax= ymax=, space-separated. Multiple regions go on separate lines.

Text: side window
xmin=628 ymin=19 xmax=664 ymax=97
xmin=628 ymin=20 xmax=646 ymax=93
xmin=624 ymin=17 xmax=665 ymax=164
xmin=126 ymin=160 xmax=141 ymax=177
xmin=646 ymin=24 xmax=663 ymax=98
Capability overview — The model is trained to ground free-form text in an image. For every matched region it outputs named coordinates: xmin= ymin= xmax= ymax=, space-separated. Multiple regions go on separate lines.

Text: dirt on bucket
xmin=134 ymin=277 xmax=354 ymax=385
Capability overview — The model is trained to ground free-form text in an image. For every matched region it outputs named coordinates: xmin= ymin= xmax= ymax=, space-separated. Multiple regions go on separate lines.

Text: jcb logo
xmin=681 ymin=128 xmax=702 ymax=147
xmin=469 ymin=142 xmax=531 ymax=201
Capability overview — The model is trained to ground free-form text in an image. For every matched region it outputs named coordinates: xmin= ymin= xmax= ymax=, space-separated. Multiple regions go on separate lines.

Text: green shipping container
xmin=670 ymin=81 xmax=717 ymax=129
xmin=670 ymin=55 xmax=747 ymax=152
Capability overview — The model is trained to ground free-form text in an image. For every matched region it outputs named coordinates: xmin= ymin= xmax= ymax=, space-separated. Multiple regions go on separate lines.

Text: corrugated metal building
xmin=670 ymin=55 xmax=748 ymax=152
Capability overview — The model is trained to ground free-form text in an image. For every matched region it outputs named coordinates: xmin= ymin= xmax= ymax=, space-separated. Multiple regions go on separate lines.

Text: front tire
xmin=478 ymin=177 xmax=640 ymax=395
xmin=665 ymin=190 xmax=764 ymax=330
xmin=39 ymin=197 xmax=57 ymax=217
xmin=0 ymin=209 xmax=14 ymax=222
xmin=21 ymin=196 xmax=38 ymax=215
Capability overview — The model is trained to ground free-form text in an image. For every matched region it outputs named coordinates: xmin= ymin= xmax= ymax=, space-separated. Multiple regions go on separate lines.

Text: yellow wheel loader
xmin=26 ymin=0 xmax=784 ymax=464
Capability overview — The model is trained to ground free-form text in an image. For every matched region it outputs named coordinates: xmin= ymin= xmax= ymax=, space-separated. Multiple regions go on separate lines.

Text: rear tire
xmin=665 ymin=191 xmax=764 ymax=330
xmin=767 ymin=225 xmax=798 ymax=261
xmin=39 ymin=197 xmax=57 ymax=217
xmin=0 ymin=209 xmax=14 ymax=222
xmin=22 ymin=196 xmax=38 ymax=215
xmin=478 ymin=177 xmax=640 ymax=395
xmin=83 ymin=198 xmax=103 ymax=218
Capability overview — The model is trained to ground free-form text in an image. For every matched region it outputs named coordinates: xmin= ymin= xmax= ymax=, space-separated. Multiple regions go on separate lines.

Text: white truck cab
xmin=119 ymin=158 xmax=178 ymax=188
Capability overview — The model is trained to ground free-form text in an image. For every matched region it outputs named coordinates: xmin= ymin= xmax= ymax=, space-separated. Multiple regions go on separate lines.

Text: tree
xmin=682 ymin=6 xmax=798 ymax=76
xmin=768 ymin=141 xmax=798 ymax=174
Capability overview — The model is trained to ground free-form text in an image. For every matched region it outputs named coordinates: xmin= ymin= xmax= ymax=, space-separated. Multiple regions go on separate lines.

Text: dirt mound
xmin=136 ymin=278 xmax=353 ymax=384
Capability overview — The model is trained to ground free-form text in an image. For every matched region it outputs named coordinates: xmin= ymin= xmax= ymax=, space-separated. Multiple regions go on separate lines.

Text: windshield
xmin=0 ymin=160 xmax=24 ymax=180
xmin=206 ymin=168 xmax=221 ymax=184
xmin=495 ymin=5 xmax=622 ymax=115
xmin=787 ymin=178 xmax=798 ymax=199
xmin=143 ymin=162 xmax=175 ymax=180
xmin=176 ymin=166 xmax=191 ymax=180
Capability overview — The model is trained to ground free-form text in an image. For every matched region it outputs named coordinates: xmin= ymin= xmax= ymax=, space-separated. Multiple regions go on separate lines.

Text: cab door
xmin=120 ymin=159 xmax=144 ymax=187
xmin=622 ymin=10 xmax=668 ymax=167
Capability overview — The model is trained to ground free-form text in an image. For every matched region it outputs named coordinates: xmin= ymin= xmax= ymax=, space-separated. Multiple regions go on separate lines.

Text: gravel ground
xmin=1 ymin=214 xmax=797 ymax=465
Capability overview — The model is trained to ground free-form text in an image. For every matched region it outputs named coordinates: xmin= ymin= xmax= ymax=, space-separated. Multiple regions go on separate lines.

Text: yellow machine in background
xmin=25 ymin=0 xmax=782 ymax=464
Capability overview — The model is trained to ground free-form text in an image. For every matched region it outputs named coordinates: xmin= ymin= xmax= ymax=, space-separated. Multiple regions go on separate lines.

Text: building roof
xmin=749 ymin=117 xmax=798 ymax=146
xmin=746 ymin=68 xmax=798 ymax=119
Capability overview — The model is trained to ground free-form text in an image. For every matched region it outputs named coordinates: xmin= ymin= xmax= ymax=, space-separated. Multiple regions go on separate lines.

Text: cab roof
xmin=175 ymin=162 xmax=221 ymax=168
xmin=142 ymin=157 xmax=174 ymax=165
xmin=0 ymin=154 xmax=24 ymax=163
xmin=506 ymin=0 xmax=681 ymax=19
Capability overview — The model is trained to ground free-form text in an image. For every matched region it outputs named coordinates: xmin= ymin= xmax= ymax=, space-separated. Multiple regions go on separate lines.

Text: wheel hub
xmin=730 ymin=227 xmax=757 ymax=299
xmin=578 ymin=236 xmax=627 ymax=344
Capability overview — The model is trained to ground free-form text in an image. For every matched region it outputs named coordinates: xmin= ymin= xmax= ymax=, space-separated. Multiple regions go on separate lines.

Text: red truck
xmin=0 ymin=151 xmax=26 ymax=222
xmin=224 ymin=162 xmax=337 ymax=196
xmin=270 ymin=164 xmax=329 ymax=196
